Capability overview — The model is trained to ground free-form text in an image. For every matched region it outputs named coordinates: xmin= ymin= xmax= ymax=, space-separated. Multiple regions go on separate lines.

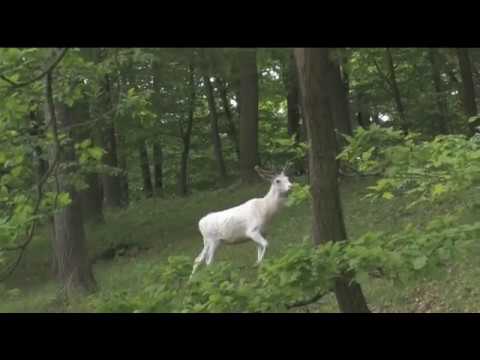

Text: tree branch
xmin=0 ymin=68 xmax=62 ymax=282
xmin=285 ymin=291 xmax=329 ymax=309
xmin=0 ymin=48 xmax=69 ymax=88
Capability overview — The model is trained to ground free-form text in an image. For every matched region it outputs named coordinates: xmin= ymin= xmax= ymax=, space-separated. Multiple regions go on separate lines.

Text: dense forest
xmin=1 ymin=47 xmax=480 ymax=313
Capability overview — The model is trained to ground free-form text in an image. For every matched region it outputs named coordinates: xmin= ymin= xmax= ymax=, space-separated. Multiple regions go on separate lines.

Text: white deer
xmin=191 ymin=165 xmax=293 ymax=276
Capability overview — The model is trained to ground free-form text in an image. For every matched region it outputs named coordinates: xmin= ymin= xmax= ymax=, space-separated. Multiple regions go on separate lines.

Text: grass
xmin=2 ymin=177 xmax=480 ymax=313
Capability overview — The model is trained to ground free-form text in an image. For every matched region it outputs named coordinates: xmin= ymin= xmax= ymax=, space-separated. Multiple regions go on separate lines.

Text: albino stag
xmin=191 ymin=165 xmax=293 ymax=276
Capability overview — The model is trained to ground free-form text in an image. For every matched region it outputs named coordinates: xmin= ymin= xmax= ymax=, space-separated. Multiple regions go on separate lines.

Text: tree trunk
xmin=178 ymin=62 xmax=196 ymax=196
xmin=138 ymin=140 xmax=153 ymax=198
xmin=294 ymin=47 xmax=370 ymax=313
xmin=101 ymin=76 xmax=123 ymax=208
xmin=153 ymin=142 xmax=163 ymax=196
xmin=456 ymin=48 xmax=478 ymax=133
xmin=29 ymin=110 xmax=57 ymax=274
xmin=428 ymin=48 xmax=449 ymax=135
xmin=70 ymin=102 xmax=105 ymax=224
xmin=80 ymin=172 xmax=104 ymax=224
xmin=327 ymin=55 xmax=353 ymax=150
xmin=101 ymin=123 xmax=123 ymax=207
xmin=286 ymin=53 xmax=301 ymax=142
xmin=216 ymin=77 xmax=240 ymax=160
xmin=204 ymin=75 xmax=228 ymax=182
xmin=45 ymin=89 xmax=96 ymax=297
xmin=239 ymin=48 xmax=259 ymax=183
xmin=116 ymin=131 xmax=129 ymax=207
xmin=385 ymin=48 xmax=408 ymax=133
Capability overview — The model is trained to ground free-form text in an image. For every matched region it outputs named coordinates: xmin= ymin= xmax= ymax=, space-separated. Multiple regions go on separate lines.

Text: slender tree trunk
xmin=456 ymin=48 xmax=478 ymax=133
xmin=101 ymin=123 xmax=123 ymax=207
xmin=204 ymin=75 xmax=228 ymax=182
xmin=216 ymin=77 xmax=240 ymax=160
xmin=178 ymin=63 xmax=196 ymax=196
xmin=29 ymin=110 xmax=58 ymax=274
xmin=327 ymin=55 xmax=353 ymax=150
xmin=101 ymin=76 xmax=123 ymax=208
xmin=294 ymin=48 xmax=370 ymax=313
xmin=239 ymin=48 xmax=259 ymax=183
xmin=428 ymin=48 xmax=449 ymax=135
xmin=138 ymin=140 xmax=153 ymax=198
xmin=153 ymin=142 xmax=163 ymax=196
xmin=385 ymin=48 xmax=408 ymax=133
xmin=151 ymin=61 xmax=164 ymax=197
xmin=45 ymin=74 xmax=96 ymax=296
xmin=116 ymin=132 xmax=129 ymax=207
xmin=286 ymin=53 xmax=301 ymax=142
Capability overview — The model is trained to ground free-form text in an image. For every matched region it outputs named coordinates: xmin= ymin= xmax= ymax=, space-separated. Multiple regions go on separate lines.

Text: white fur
xmin=191 ymin=172 xmax=293 ymax=276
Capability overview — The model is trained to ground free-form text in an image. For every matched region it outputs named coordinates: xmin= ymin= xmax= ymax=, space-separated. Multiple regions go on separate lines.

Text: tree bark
xmin=178 ymin=62 xmax=196 ymax=196
xmin=204 ymin=74 xmax=228 ymax=182
xmin=239 ymin=48 xmax=259 ymax=183
xmin=29 ymin=110 xmax=58 ymax=274
xmin=138 ymin=140 xmax=153 ymax=198
xmin=327 ymin=54 xmax=353 ymax=150
xmin=116 ymin=131 xmax=129 ymax=207
xmin=286 ymin=53 xmax=301 ymax=142
xmin=216 ymin=77 xmax=240 ymax=160
xmin=385 ymin=48 xmax=408 ymax=133
xmin=294 ymin=47 xmax=370 ymax=313
xmin=428 ymin=48 xmax=449 ymax=135
xmin=71 ymin=102 xmax=105 ymax=224
xmin=101 ymin=76 xmax=123 ymax=208
xmin=153 ymin=142 xmax=163 ymax=196
xmin=45 ymin=93 xmax=96 ymax=297
xmin=456 ymin=48 xmax=478 ymax=133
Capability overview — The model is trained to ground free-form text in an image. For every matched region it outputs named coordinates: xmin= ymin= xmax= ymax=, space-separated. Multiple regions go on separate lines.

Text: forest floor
xmin=2 ymin=177 xmax=480 ymax=313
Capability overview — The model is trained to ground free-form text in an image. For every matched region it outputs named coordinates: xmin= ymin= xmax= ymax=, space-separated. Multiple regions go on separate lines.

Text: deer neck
xmin=261 ymin=186 xmax=285 ymax=222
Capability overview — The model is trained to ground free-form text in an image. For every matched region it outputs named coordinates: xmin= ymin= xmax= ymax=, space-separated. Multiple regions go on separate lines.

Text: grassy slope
xmin=2 ymin=177 xmax=480 ymax=313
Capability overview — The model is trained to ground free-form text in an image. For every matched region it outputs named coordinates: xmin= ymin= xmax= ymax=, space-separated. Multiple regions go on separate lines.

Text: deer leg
xmin=205 ymin=240 xmax=220 ymax=265
xmin=248 ymin=230 xmax=269 ymax=264
xmin=191 ymin=242 xmax=209 ymax=277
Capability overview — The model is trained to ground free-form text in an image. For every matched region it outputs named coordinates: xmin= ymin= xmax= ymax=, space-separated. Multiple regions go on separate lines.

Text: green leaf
xmin=382 ymin=192 xmax=394 ymax=200
xmin=87 ymin=147 xmax=104 ymax=160
xmin=412 ymin=256 xmax=427 ymax=270
xmin=432 ymin=183 xmax=447 ymax=197
xmin=57 ymin=192 xmax=72 ymax=207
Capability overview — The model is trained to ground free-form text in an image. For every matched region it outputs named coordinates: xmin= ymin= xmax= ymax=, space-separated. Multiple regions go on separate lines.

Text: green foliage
xmin=339 ymin=126 xmax=480 ymax=209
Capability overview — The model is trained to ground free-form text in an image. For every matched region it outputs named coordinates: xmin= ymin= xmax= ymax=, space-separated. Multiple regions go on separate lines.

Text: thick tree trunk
xmin=152 ymin=142 xmax=163 ymax=196
xmin=428 ymin=48 xmax=449 ymax=135
xmin=294 ymin=48 xmax=370 ymax=313
xmin=204 ymin=75 xmax=228 ymax=182
xmin=81 ymin=172 xmax=104 ymax=224
xmin=70 ymin=103 xmax=105 ymax=224
xmin=385 ymin=48 xmax=408 ymax=133
xmin=45 ymin=93 xmax=96 ymax=297
xmin=239 ymin=48 xmax=259 ymax=183
xmin=178 ymin=63 xmax=196 ymax=196
xmin=138 ymin=140 xmax=153 ymax=198
xmin=216 ymin=77 xmax=240 ymax=160
xmin=456 ymin=48 xmax=478 ymax=133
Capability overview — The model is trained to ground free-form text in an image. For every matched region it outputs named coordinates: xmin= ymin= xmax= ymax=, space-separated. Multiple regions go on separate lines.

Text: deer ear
xmin=255 ymin=166 xmax=275 ymax=181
